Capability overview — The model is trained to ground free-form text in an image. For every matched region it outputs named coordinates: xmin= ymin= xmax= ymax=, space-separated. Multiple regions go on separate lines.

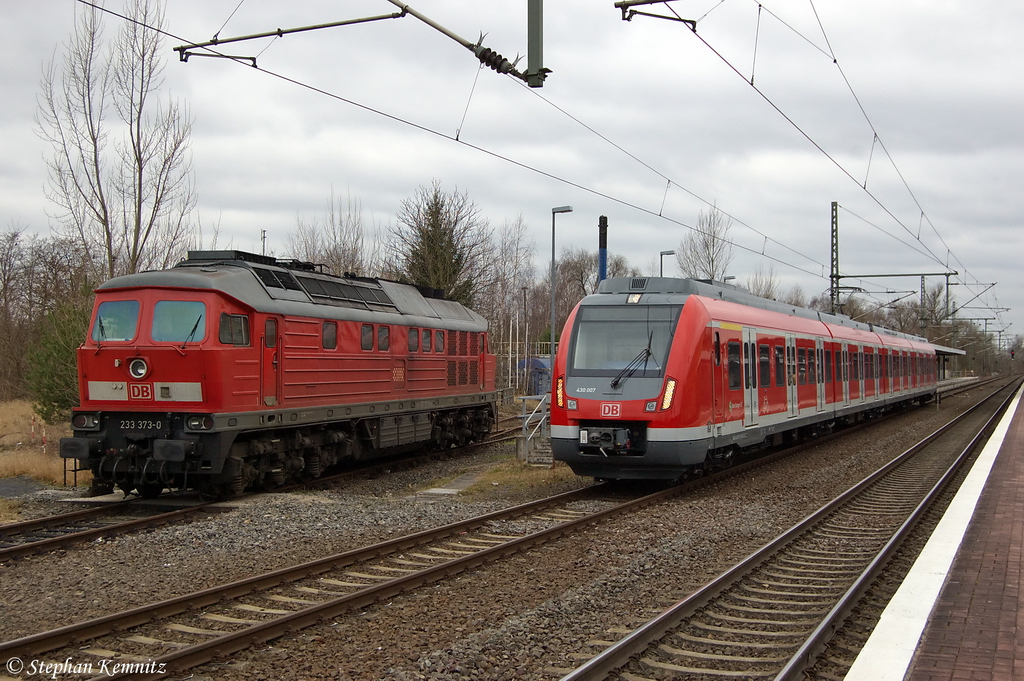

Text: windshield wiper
xmin=181 ymin=315 xmax=203 ymax=350
xmin=610 ymin=331 xmax=654 ymax=389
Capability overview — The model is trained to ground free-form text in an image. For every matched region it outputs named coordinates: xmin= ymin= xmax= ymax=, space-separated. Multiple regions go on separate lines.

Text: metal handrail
xmin=518 ymin=393 xmax=550 ymax=441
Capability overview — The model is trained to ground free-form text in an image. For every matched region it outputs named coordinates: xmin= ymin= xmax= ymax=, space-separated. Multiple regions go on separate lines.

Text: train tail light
xmin=555 ymin=376 xmax=565 ymax=408
xmin=661 ymin=378 xmax=677 ymax=410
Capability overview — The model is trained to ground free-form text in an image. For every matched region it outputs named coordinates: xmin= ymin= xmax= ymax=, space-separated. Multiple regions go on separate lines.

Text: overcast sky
xmin=2 ymin=1 xmax=1022 ymax=343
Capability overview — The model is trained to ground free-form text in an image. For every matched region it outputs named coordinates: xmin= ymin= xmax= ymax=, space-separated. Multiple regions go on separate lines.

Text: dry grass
xmin=460 ymin=456 xmax=581 ymax=497
xmin=0 ymin=498 xmax=19 ymax=523
xmin=0 ymin=400 xmax=83 ymax=487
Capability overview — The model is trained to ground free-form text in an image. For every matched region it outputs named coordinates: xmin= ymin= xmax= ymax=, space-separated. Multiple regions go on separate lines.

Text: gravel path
xmin=0 ymin=393 xmax=980 ymax=680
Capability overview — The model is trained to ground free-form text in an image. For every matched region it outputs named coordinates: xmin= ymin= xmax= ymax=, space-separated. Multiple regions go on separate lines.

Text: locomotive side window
xmin=727 ymin=341 xmax=742 ymax=390
xmin=378 ymin=326 xmax=390 ymax=351
xmin=219 ymin=313 xmax=250 ymax=346
xmin=408 ymin=328 xmax=419 ymax=352
xmin=152 ymin=301 xmax=206 ymax=343
xmin=422 ymin=329 xmax=432 ymax=352
xmin=361 ymin=324 xmax=373 ymax=351
xmin=435 ymin=330 xmax=444 ymax=353
xmin=774 ymin=346 xmax=785 ymax=387
xmin=322 ymin=322 xmax=337 ymax=350
xmin=92 ymin=300 xmax=140 ymax=342
xmin=758 ymin=344 xmax=771 ymax=386
xmin=265 ymin=318 xmax=277 ymax=348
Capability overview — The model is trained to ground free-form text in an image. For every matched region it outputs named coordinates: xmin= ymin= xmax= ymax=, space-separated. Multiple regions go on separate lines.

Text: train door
xmin=743 ymin=328 xmax=758 ymax=426
xmin=711 ymin=330 xmax=724 ymax=432
xmin=261 ymin=316 xmax=281 ymax=407
xmin=841 ymin=344 xmax=851 ymax=407
xmin=815 ymin=339 xmax=826 ymax=411
xmin=786 ymin=334 xmax=798 ymax=417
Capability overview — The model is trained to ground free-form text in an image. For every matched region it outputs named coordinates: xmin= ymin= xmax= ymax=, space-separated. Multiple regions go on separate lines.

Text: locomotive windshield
xmin=151 ymin=301 xmax=207 ymax=343
xmin=567 ymin=305 xmax=681 ymax=377
xmin=91 ymin=300 xmax=140 ymax=342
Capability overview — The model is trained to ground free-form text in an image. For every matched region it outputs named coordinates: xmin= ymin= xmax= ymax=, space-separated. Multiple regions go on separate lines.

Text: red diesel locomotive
xmin=551 ymin=277 xmax=937 ymax=480
xmin=60 ymin=251 xmax=498 ymax=498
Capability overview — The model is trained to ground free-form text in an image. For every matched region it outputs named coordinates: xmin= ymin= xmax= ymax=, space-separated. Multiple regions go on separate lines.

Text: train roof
xmin=592 ymin=276 xmax=931 ymax=345
xmin=94 ymin=250 xmax=488 ymax=331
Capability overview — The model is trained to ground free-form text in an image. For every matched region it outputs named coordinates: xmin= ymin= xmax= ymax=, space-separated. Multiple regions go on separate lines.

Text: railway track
xmin=558 ymin=378 xmax=1020 ymax=681
xmin=0 ymin=426 xmax=519 ymax=563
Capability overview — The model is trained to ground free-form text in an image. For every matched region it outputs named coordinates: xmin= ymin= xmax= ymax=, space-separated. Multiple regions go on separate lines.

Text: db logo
xmin=600 ymin=403 xmax=621 ymax=418
xmin=128 ymin=383 xmax=153 ymax=400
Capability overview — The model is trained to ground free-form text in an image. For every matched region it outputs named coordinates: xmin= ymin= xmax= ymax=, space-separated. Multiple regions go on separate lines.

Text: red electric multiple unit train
xmin=550 ymin=277 xmax=938 ymax=480
xmin=60 ymin=250 xmax=498 ymax=498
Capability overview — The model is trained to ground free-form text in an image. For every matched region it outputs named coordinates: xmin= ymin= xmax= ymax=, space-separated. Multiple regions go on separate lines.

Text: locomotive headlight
xmin=186 ymin=414 xmax=215 ymax=430
xmin=128 ymin=358 xmax=149 ymax=379
xmin=555 ymin=376 xmax=565 ymax=408
xmin=661 ymin=378 xmax=677 ymax=410
xmin=71 ymin=413 xmax=100 ymax=430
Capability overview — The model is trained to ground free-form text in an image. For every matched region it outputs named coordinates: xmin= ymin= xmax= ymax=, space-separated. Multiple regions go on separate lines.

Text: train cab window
xmin=378 ymin=326 xmax=390 ymax=351
xmin=775 ymin=346 xmax=785 ymax=387
xmin=422 ymin=329 xmax=432 ymax=352
xmin=219 ymin=313 xmax=250 ymax=346
xmin=361 ymin=324 xmax=373 ymax=351
xmin=322 ymin=322 xmax=337 ymax=350
xmin=265 ymin=318 xmax=277 ymax=348
xmin=408 ymin=328 xmax=419 ymax=352
xmin=798 ymin=348 xmax=807 ymax=385
xmin=92 ymin=299 xmax=140 ymax=342
xmin=435 ymin=330 xmax=445 ymax=353
xmin=714 ymin=332 xmax=721 ymax=366
xmin=758 ymin=344 xmax=771 ymax=387
xmin=152 ymin=301 xmax=206 ymax=343
xmin=727 ymin=341 xmax=742 ymax=390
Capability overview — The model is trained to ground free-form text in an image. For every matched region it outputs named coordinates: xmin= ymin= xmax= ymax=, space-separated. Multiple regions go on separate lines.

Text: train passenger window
xmin=322 ymin=322 xmax=337 ymax=350
xmin=435 ymin=330 xmax=444 ymax=353
xmin=265 ymin=318 xmax=277 ymax=348
xmin=808 ymin=349 xmax=817 ymax=384
xmin=152 ymin=301 xmax=206 ymax=343
xmin=825 ymin=350 xmax=832 ymax=383
xmin=775 ymin=346 xmax=785 ymax=387
xmin=361 ymin=324 xmax=373 ymax=351
xmin=219 ymin=313 xmax=250 ymax=346
xmin=743 ymin=342 xmax=751 ymax=390
xmin=378 ymin=326 xmax=390 ymax=351
xmin=422 ymin=329 xmax=432 ymax=352
xmin=798 ymin=348 xmax=807 ymax=385
xmin=92 ymin=299 xmax=140 ymax=342
xmin=408 ymin=328 xmax=419 ymax=352
xmin=727 ymin=342 xmax=742 ymax=391
xmin=759 ymin=344 xmax=771 ymax=387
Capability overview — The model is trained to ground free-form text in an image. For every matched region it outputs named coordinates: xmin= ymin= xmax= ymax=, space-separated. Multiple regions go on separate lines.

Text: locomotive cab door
xmin=261 ymin=316 xmax=281 ymax=407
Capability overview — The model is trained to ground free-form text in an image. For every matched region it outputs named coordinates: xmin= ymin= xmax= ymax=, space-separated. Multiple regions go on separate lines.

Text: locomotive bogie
xmin=551 ymin=277 xmax=939 ymax=481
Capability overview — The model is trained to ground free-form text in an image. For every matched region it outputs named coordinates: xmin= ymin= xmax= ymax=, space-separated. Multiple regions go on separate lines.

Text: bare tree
xmin=388 ymin=181 xmax=493 ymax=307
xmin=676 ymin=204 xmax=734 ymax=280
xmin=745 ymin=262 xmax=779 ymax=299
xmin=288 ymin=190 xmax=381 ymax=276
xmin=37 ymin=0 xmax=194 ymax=280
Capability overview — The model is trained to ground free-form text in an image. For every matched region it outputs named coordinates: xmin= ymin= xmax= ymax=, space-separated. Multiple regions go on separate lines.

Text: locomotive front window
xmin=92 ymin=300 xmax=140 ymax=342
xmin=151 ymin=301 xmax=206 ymax=343
xmin=567 ymin=305 xmax=680 ymax=378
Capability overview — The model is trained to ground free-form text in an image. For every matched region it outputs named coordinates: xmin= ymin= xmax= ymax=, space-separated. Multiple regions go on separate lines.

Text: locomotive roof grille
xmin=629 ymin=278 xmax=649 ymax=290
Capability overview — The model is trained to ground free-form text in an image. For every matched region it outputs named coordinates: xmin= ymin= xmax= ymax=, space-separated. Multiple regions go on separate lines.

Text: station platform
xmin=846 ymin=382 xmax=1024 ymax=681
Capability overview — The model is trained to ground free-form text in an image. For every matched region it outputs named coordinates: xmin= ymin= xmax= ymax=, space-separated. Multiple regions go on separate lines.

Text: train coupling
xmin=578 ymin=427 xmax=631 ymax=455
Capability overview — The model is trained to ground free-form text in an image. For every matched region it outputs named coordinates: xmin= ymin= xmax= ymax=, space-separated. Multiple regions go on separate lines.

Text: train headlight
xmin=661 ymin=378 xmax=677 ymax=410
xmin=128 ymin=358 xmax=149 ymax=379
xmin=555 ymin=376 xmax=565 ymax=408
xmin=186 ymin=414 xmax=215 ymax=431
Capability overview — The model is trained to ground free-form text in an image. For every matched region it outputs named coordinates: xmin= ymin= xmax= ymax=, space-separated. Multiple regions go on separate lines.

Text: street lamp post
xmin=659 ymin=250 xmax=675 ymax=277
xmin=550 ymin=205 xmax=573 ymax=359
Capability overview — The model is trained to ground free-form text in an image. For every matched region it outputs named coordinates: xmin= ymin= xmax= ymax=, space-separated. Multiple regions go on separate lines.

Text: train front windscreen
xmin=567 ymin=305 xmax=681 ymax=379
